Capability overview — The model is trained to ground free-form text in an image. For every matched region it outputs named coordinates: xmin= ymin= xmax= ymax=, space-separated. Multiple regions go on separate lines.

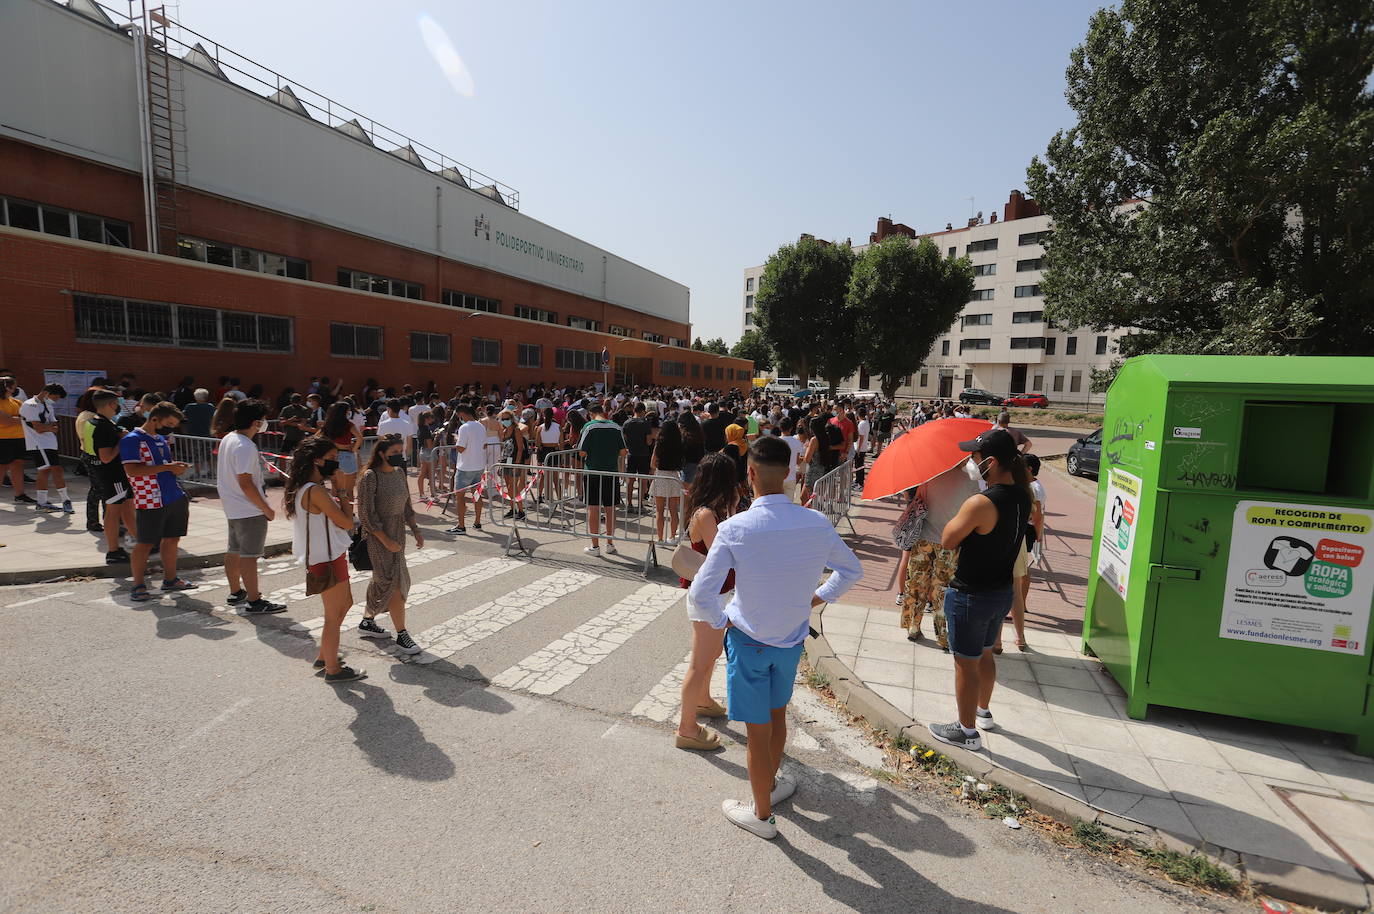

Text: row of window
xmin=972 ymin=263 xmax=996 ymax=277
xmin=940 ymin=335 xmax=1108 ymax=357
xmin=443 ymin=290 xmax=502 ymax=313
xmin=337 ymin=267 xmax=424 ymax=301
xmin=915 ymin=368 xmax=1086 ymax=394
xmin=567 ymin=316 xmax=599 ymax=332
xmin=745 ymin=277 xmax=755 ymax=292
xmin=2 ymin=196 xmax=132 ymax=247
xmin=969 ymin=285 xmax=1042 ymax=302
xmin=956 ymin=230 xmax=1053 ymax=259
xmin=179 ymin=236 xmax=310 ymax=279
xmin=73 ymin=293 xmax=292 ymax=352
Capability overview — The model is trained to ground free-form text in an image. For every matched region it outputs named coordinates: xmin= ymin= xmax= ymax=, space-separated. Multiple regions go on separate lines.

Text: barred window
xmin=337 ymin=268 xmax=421 ymax=300
xmin=660 ymin=361 xmax=686 ymax=377
xmin=472 ymin=338 xmax=501 ymax=366
xmin=330 ymin=322 xmax=383 ymax=359
xmin=518 ymin=343 xmax=542 ymax=369
xmin=411 ymin=331 xmax=450 ymax=363
xmin=691 ymin=363 xmax=700 ymax=378
xmin=442 ymin=290 xmax=500 ymax=313
xmin=73 ymin=294 xmax=291 ymax=353
xmin=555 ymin=348 xmax=600 ymax=372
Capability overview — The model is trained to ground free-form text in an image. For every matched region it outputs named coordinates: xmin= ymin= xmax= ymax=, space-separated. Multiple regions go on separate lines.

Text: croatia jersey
xmin=118 ymin=428 xmax=185 ymax=509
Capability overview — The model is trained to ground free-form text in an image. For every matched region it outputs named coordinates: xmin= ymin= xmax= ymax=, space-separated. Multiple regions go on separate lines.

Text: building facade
xmin=0 ymin=0 xmax=751 ymax=398
xmin=742 ymin=190 xmax=1126 ymax=405
xmin=742 ymin=264 xmax=764 ymax=335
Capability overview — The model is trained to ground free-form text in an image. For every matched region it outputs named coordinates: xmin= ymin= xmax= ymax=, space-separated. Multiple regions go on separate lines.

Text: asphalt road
xmin=1 ymin=530 xmax=1241 ymax=914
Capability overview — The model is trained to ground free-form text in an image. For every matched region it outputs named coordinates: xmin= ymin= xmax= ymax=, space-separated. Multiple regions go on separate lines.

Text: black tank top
xmin=951 ymin=484 xmax=1030 ymax=593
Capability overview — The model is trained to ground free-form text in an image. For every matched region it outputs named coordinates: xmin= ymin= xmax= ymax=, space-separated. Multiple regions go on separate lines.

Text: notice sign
xmin=1096 ymin=468 xmax=1142 ymax=600
xmin=1220 ymin=502 xmax=1372 ymax=654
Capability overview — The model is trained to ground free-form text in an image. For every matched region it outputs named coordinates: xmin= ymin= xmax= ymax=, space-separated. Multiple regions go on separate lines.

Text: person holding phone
xmin=119 ymin=401 xmax=197 ymax=602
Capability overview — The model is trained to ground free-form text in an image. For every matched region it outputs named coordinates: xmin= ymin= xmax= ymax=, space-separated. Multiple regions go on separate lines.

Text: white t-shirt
xmin=783 ymin=435 xmax=806 ymax=485
xmin=538 ymin=421 xmax=561 ymax=446
xmin=216 ymin=431 xmax=265 ymax=520
xmin=455 ymin=419 xmax=487 ymax=471
xmin=19 ymin=396 xmax=58 ymax=450
xmin=377 ymin=413 xmax=414 ymax=441
xmin=857 ymin=419 xmax=871 ymax=452
xmin=407 ymin=403 xmax=430 ymax=429
xmin=350 ymin=410 xmax=366 ymax=432
xmin=1031 ymin=479 xmax=1046 ymax=512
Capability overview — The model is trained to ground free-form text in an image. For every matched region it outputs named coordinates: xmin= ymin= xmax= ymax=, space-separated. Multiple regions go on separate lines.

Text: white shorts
xmin=685 ymin=592 xmax=714 ymax=623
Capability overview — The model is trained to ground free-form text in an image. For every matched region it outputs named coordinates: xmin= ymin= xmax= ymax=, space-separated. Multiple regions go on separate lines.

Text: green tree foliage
xmin=730 ymin=330 xmax=775 ymax=372
xmin=755 ymin=237 xmax=857 ymax=387
xmin=849 ymin=237 xmax=975 ymax=399
xmin=699 ymin=337 xmax=730 ymax=356
xmin=1027 ymin=0 xmax=1374 ymax=382
xmin=691 ymin=337 xmax=706 ymax=351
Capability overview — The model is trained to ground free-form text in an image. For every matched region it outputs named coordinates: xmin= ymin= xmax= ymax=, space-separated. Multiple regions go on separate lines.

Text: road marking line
xmin=411 ymin=569 xmax=600 ymax=665
xmin=291 ymin=556 xmax=521 ymax=634
xmin=491 ymin=583 xmax=683 ymax=695
xmin=631 ymin=649 xmax=728 ymax=723
xmin=174 ymin=697 xmax=254 ymax=749
xmin=5 ymin=591 xmax=73 ymax=608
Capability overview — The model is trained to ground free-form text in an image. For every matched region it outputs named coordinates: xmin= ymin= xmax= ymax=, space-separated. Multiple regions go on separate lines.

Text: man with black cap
xmin=927 ymin=428 xmax=1032 ymax=751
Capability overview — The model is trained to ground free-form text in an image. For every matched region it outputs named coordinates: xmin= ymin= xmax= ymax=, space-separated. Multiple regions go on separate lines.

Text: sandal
xmin=675 ymin=725 xmax=721 ymax=751
xmin=992 ymin=644 xmax=1004 ymax=655
xmin=1016 ymin=640 xmax=1030 ymax=652
xmin=697 ymin=699 xmax=727 ymax=718
xmin=161 ymin=577 xmax=198 ymax=592
xmin=130 ymin=584 xmax=153 ymax=602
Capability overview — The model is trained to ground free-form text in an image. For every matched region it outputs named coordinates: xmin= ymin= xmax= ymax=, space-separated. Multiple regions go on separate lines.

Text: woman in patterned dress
xmin=355 ymin=435 xmax=425 ymax=655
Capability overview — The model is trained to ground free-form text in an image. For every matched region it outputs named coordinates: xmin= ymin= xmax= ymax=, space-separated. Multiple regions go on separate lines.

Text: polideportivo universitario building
xmin=0 ymin=0 xmax=752 ymax=396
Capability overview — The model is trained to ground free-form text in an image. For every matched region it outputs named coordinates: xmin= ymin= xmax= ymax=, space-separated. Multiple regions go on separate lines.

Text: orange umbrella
xmin=861 ymin=417 xmax=993 ymax=501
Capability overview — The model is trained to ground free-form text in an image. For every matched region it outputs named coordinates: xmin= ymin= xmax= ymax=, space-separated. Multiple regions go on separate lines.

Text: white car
xmin=764 ymin=377 xmax=801 ymax=394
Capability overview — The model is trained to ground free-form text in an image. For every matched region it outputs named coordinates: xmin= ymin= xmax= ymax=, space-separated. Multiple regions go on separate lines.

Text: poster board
xmin=1219 ymin=502 xmax=1372 ymax=655
xmin=1096 ymin=468 xmax=1141 ymax=601
xmin=42 ymin=369 xmax=106 ymax=416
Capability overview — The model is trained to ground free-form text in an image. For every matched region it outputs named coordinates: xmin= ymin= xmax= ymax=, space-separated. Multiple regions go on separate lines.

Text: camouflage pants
xmin=900 ymin=540 xmax=958 ymax=647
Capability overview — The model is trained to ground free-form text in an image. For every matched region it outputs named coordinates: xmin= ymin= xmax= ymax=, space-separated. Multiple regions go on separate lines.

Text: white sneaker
xmin=722 ymin=799 xmax=777 ymax=839
xmin=604 ymin=542 xmax=618 ymax=555
xmin=770 ymin=772 xmax=797 ymax=806
xmin=975 ymin=709 xmax=997 ymax=731
xmin=584 ymin=545 xmax=600 ymax=557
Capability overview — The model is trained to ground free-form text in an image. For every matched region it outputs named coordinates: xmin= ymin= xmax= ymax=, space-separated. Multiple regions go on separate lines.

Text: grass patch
xmin=1071 ymin=819 xmax=1115 ymax=853
xmin=1139 ymin=846 xmax=1237 ymax=892
xmin=892 ymin=734 xmax=912 ymax=752
xmin=804 ymin=670 xmax=830 ymax=690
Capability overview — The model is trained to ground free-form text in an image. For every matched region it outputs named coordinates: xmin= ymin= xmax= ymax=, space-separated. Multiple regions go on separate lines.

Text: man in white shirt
xmin=216 ymin=399 xmax=284 ymax=614
xmin=854 ymin=406 xmax=872 ymax=487
xmin=20 ymin=383 xmax=70 ymax=513
xmin=778 ymin=416 xmax=806 ymax=502
xmin=690 ymin=436 xmax=862 ymax=840
xmin=445 ymin=403 xmax=486 ymax=535
xmin=377 ymin=400 xmax=415 ymax=444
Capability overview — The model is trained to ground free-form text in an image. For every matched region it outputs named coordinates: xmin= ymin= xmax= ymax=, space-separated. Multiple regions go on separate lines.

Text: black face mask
xmin=387 ymin=454 xmax=406 ymax=468
xmin=319 ymin=458 xmax=340 ymax=478
xmin=158 ymin=425 xmax=177 ymax=437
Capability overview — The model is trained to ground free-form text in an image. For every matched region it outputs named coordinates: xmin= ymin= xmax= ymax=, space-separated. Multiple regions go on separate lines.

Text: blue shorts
xmin=336 ymin=450 xmax=358 ymax=475
xmin=453 ymin=469 xmax=483 ymax=491
xmin=943 ymin=586 xmax=1014 ymax=659
xmin=725 ymin=628 xmax=804 ymax=724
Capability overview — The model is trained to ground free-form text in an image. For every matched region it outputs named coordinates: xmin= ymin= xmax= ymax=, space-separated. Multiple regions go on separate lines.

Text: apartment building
xmin=742 ymin=190 xmax=1126 ymax=404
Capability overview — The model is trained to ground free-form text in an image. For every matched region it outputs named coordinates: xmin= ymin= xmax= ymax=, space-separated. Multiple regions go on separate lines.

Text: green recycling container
xmin=1082 ymin=355 xmax=1374 ymax=754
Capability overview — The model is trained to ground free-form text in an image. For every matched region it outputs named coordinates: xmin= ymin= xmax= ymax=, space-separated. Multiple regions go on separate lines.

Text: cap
xmin=958 ymin=428 xmax=1017 ymax=463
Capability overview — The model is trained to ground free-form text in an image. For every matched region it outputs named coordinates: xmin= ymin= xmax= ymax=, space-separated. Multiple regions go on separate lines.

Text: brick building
xmin=0 ymin=0 xmax=751 ymax=399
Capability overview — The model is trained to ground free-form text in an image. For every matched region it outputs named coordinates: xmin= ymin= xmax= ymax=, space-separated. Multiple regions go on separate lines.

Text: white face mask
xmin=964 ymin=456 xmax=990 ymax=482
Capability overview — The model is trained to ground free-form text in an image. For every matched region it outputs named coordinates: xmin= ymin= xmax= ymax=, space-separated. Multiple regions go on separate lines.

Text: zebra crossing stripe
xmin=492 ymin=583 xmax=684 ymax=695
xmin=630 ymin=649 xmax=728 ymax=722
xmin=291 ymin=555 xmax=520 ymax=634
xmin=411 ymin=568 xmax=599 ymax=665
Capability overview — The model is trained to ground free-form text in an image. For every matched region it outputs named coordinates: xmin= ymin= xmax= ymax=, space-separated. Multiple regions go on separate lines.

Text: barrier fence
xmin=804 ymin=458 xmax=856 ymax=533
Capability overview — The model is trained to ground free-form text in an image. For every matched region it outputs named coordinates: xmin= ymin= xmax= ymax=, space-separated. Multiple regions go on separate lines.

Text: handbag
xmin=892 ymin=495 xmax=927 ymax=551
xmin=349 ymin=526 xmax=373 ymax=572
xmin=304 ymin=485 xmax=341 ymax=595
xmin=671 ymin=541 xmax=706 ymax=580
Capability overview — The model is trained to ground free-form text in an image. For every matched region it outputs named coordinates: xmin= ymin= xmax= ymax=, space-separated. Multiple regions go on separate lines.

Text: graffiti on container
xmin=1176 ymin=440 xmax=1231 ymax=476
xmin=1170 ymin=516 xmax=1220 ymax=559
xmin=1176 ymin=394 xmax=1230 ymax=425
xmin=1105 ymin=414 xmax=1151 ymax=467
xmin=1175 ymin=470 xmax=1236 ymax=490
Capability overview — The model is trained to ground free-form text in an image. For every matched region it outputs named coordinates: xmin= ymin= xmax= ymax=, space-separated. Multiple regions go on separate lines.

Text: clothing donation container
xmin=1082 ymin=355 xmax=1374 ymax=754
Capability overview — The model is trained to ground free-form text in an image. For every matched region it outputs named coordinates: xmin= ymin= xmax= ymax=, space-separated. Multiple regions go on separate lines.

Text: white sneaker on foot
xmin=584 ymin=545 xmax=600 ymax=557
xmin=604 ymin=542 xmax=618 ymax=555
xmin=975 ymin=709 xmax=997 ymax=731
xmin=770 ymin=771 xmax=797 ymax=806
xmin=722 ymin=799 xmax=777 ymax=839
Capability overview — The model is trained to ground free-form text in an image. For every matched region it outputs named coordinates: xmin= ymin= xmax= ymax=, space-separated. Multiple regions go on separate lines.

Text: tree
xmin=754 ymin=236 xmax=857 ymax=388
xmin=1027 ymin=0 xmax=1374 ymax=382
xmin=730 ymin=330 xmax=775 ymax=372
xmin=700 ymin=337 xmax=730 ymax=356
xmin=691 ymin=337 xmax=706 ymax=351
xmin=849 ymin=237 xmax=975 ymax=399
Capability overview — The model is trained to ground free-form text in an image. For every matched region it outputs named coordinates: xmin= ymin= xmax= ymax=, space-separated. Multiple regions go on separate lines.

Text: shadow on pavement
xmin=332 ymin=679 xmax=456 ymax=782
xmin=388 ymin=660 xmax=514 ymax=716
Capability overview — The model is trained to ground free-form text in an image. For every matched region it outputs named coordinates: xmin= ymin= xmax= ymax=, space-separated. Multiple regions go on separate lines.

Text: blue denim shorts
xmin=943 ymin=586 xmax=1014 ymax=659
xmin=453 ymin=469 xmax=484 ymax=491
xmin=336 ymin=450 xmax=358 ymax=475
xmin=725 ymin=628 xmax=804 ymax=724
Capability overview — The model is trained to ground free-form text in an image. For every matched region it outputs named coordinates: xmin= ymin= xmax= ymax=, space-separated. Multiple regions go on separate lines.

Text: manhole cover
xmin=1275 ymin=787 xmax=1374 ymax=882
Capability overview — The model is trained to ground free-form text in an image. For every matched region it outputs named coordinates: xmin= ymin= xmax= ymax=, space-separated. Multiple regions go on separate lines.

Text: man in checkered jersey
xmin=119 ymin=401 xmax=197 ymax=602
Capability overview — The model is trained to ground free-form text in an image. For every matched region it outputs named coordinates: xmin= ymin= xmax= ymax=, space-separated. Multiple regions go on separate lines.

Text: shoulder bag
xmin=349 ymin=526 xmax=373 ymax=572
xmin=671 ymin=542 xmax=706 ymax=580
xmin=892 ymin=495 xmax=927 ymax=551
xmin=304 ymin=485 xmax=342 ymax=595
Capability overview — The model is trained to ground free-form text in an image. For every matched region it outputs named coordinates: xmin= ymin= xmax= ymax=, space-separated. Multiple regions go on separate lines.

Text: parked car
xmin=1067 ymin=428 xmax=1102 ymax=477
xmin=1003 ymin=392 xmax=1049 ymax=408
xmin=959 ymin=388 xmax=1003 ymax=405
xmin=764 ymin=377 xmax=801 ymax=395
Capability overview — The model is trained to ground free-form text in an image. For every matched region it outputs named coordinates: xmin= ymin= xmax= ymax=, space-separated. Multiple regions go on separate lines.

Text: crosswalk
xmin=130 ymin=546 xmax=753 ymax=728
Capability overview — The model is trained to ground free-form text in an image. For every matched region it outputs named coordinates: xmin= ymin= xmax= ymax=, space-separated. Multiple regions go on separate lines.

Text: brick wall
xmin=0 ymin=228 xmax=753 ymax=397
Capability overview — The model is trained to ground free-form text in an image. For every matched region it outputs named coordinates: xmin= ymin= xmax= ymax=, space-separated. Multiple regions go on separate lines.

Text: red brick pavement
xmin=846 ymin=465 xmax=1096 ymax=639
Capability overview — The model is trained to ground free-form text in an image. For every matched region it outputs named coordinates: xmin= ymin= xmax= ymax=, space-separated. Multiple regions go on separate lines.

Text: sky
xmin=173 ymin=0 xmax=1109 ymax=345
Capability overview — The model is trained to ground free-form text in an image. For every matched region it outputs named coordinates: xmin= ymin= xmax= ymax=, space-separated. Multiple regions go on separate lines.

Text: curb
xmin=0 ymin=540 xmax=295 ymax=586
xmin=802 ymin=631 xmax=1373 ymax=912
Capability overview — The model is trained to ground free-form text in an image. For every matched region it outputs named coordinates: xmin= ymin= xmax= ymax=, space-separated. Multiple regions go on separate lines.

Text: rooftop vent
xmin=476 ymin=185 xmax=511 ymax=207
xmin=267 ymin=84 xmax=310 ymax=117
xmin=388 ymin=145 xmax=426 ymax=168
xmin=68 ymin=0 xmax=115 ymax=26
xmin=183 ymin=42 xmax=227 ymax=79
xmin=438 ymin=167 xmax=469 ymax=188
xmin=334 ymin=119 xmax=374 ymax=147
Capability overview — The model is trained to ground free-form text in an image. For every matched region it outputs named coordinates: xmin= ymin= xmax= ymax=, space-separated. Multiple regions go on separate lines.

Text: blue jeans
xmin=943 ymin=586 xmax=1014 ymax=659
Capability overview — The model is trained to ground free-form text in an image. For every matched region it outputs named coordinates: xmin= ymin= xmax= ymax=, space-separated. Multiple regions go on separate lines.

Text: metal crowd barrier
xmin=806 ymin=458 xmax=856 ymax=533
xmin=470 ymin=459 xmax=676 ymax=576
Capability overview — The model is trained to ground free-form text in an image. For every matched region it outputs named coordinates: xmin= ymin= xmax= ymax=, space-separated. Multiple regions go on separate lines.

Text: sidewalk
xmin=822 ymin=449 xmax=1374 ymax=909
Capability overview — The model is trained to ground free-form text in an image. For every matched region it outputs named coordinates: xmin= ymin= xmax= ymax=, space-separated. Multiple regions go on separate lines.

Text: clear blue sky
xmin=176 ymin=0 xmax=1108 ymax=345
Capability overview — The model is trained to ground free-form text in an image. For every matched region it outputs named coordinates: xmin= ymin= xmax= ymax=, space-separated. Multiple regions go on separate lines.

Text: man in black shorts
xmin=576 ymin=401 xmax=626 ymax=557
xmin=621 ymin=402 xmax=654 ymax=514
xmin=89 ymin=390 xmax=134 ymax=564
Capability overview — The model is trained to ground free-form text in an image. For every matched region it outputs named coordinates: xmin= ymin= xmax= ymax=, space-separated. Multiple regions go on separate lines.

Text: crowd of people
xmin=3 ymin=367 xmax=1045 ymax=837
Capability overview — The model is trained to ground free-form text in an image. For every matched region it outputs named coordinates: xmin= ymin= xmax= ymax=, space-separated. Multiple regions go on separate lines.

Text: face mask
xmin=319 ymin=458 xmax=340 ymax=478
xmin=501 ymin=419 xmax=513 ymax=427
xmin=964 ymin=456 xmax=990 ymax=482
xmin=387 ymin=454 xmax=406 ymax=468
xmin=158 ymin=425 xmax=177 ymax=437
